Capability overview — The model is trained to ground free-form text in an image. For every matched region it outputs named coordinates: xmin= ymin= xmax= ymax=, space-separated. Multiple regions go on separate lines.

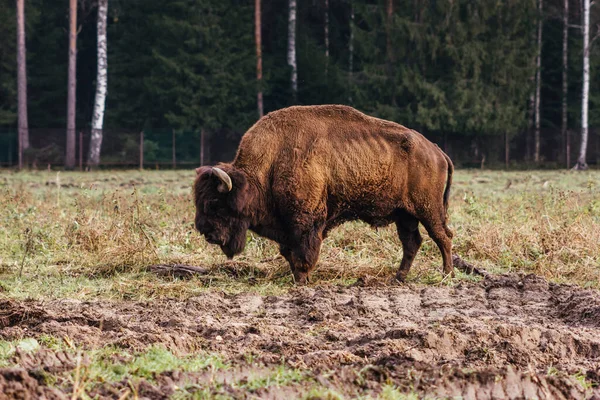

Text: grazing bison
xmin=194 ymin=105 xmax=454 ymax=284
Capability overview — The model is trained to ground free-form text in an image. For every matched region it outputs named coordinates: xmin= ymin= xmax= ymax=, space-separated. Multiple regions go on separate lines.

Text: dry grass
xmin=0 ymin=168 xmax=599 ymax=300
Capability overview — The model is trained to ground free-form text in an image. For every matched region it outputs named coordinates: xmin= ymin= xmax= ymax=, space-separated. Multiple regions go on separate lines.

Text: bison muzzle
xmin=194 ymin=105 xmax=454 ymax=284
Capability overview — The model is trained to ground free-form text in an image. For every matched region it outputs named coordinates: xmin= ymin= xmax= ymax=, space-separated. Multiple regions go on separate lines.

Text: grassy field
xmin=1 ymin=168 xmax=599 ymax=399
xmin=1 ymin=168 xmax=599 ymax=299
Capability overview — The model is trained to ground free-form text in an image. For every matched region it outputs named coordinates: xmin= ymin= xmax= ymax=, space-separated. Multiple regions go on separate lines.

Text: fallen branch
xmin=148 ymin=264 xmax=209 ymax=279
xmin=452 ymin=255 xmax=490 ymax=278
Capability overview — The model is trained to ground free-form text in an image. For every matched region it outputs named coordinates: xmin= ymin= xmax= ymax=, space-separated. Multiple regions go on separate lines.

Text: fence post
xmin=18 ymin=128 xmax=22 ymax=170
xmin=200 ymin=128 xmax=205 ymax=166
xmin=505 ymin=132 xmax=509 ymax=169
xmin=139 ymin=130 xmax=144 ymax=170
xmin=172 ymin=129 xmax=176 ymax=169
xmin=8 ymin=131 xmax=13 ymax=167
xmin=79 ymin=131 xmax=83 ymax=171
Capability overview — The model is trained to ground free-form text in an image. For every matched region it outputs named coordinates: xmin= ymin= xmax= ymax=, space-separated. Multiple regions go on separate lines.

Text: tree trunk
xmin=562 ymin=0 xmax=569 ymax=168
xmin=386 ymin=0 xmax=394 ymax=64
xmin=16 ymin=0 xmax=29 ymax=170
xmin=574 ymin=0 xmax=589 ymax=170
xmin=386 ymin=0 xmax=397 ymax=106
xmin=255 ymin=0 xmax=263 ymax=118
xmin=534 ymin=0 xmax=542 ymax=164
xmin=526 ymin=93 xmax=534 ymax=161
xmin=287 ymin=0 xmax=297 ymax=96
xmin=87 ymin=0 xmax=108 ymax=169
xmin=348 ymin=0 xmax=354 ymax=103
xmin=65 ymin=0 xmax=78 ymax=169
xmin=324 ymin=0 xmax=329 ymax=75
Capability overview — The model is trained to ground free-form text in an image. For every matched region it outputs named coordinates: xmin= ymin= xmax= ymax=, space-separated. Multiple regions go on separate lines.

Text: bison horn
xmin=212 ymin=167 xmax=232 ymax=193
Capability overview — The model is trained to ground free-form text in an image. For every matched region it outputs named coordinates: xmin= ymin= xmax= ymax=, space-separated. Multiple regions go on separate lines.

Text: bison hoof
xmin=443 ymin=268 xmax=455 ymax=278
xmin=395 ymin=272 xmax=408 ymax=283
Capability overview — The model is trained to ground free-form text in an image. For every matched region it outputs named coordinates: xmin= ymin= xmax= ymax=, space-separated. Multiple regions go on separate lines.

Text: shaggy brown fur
xmin=194 ymin=105 xmax=454 ymax=284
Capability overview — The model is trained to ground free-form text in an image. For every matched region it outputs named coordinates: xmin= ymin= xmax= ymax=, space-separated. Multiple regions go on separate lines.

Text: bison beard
xmin=193 ymin=105 xmax=454 ymax=285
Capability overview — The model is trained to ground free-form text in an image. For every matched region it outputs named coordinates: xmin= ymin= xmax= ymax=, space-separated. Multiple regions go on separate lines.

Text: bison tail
xmin=442 ymin=152 xmax=454 ymax=238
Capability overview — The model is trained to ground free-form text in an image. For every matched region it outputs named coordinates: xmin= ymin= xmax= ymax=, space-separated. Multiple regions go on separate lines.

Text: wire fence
xmin=1 ymin=128 xmax=598 ymax=169
xmin=0 ymin=129 xmax=240 ymax=169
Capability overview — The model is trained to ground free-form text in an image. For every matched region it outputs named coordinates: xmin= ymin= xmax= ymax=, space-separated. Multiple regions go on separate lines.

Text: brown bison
xmin=194 ymin=105 xmax=454 ymax=284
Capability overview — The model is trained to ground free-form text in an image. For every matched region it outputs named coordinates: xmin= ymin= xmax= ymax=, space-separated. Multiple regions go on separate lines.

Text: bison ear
xmin=195 ymin=166 xmax=211 ymax=176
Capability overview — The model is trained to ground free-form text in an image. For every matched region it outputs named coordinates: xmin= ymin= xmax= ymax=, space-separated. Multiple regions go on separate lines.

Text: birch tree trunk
xmin=65 ymin=0 xmax=78 ymax=169
xmin=574 ymin=0 xmax=589 ymax=170
xmin=16 ymin=0 xmax=29 ymax=170
xmin=287 ymin=0 xmax=297 ymax=96
xmin=562 ymin=0 xmax=569 ymax=168
xmin=534 ymin=0 xmax=542 ymax=164
xmin=255 ymin=0 xmax=263 ymax=118
xmin=324 ymin=0 xmax=329 ymax=75
xmin=88 ymin=0 xmax=108 ymax=168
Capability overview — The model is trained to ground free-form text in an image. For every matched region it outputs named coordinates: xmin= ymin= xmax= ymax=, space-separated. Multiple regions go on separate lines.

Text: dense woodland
xmin=0 ymin=0 xmax=599 ymax=168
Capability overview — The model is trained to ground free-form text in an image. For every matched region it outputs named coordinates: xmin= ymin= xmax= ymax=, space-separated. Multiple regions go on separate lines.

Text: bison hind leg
xmin=420 ymin=217 xmax=454 ymax=277
xmin=395 ymin=211 xmax=422 ymax=282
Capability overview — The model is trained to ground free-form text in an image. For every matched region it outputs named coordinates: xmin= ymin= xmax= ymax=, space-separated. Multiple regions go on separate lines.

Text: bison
xmin=194 ymin=105 xmax=454 ymax=284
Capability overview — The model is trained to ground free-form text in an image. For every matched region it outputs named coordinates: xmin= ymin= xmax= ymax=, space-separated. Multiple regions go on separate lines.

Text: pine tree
xmin=145 ymin=0 xmax=256 ymax=133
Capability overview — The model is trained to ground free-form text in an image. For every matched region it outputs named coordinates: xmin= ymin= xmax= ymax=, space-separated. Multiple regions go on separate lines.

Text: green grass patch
xmin=82 ymin=345 xmax=228 ymax=384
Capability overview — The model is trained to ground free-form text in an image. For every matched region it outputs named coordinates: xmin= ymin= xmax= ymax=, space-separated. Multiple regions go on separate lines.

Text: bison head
xmin=193 ymin=165 xmax=254 ymax=259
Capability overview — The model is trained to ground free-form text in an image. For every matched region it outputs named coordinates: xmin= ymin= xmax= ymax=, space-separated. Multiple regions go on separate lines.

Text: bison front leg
xmin=280 ymin=231 xmax=323 ymax=285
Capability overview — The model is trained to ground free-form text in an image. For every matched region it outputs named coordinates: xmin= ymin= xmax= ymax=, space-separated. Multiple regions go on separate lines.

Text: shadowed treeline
xmin=0 ymin=0 xmax=599 ymax=167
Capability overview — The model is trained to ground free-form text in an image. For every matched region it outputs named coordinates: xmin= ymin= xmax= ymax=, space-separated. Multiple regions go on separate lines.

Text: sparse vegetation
xmin=1 ymin=169 xmax=598 ymax=300
xmin=1 ymin=169 xmax=599 ymax=399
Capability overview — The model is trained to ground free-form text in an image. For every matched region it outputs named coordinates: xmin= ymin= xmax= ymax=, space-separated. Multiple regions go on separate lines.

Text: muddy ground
xmin=1 ymin=273 xmax=600 ymax=399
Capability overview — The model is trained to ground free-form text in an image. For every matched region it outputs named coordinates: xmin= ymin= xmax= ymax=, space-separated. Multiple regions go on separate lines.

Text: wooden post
xmin=79 ymin=131 xmax=83 ymax=170
xmin=566 ymin=130 xmax=570 ymax=168
xmin=18 ymin=128 xmax=22 ymax=170
xmin=200 ymin=129 xmax=205 ymax=166
xmin=139 ymin=131 xmax=144 ymax=170
xmin=172 ymin=129 xmax=176 ymax=169
xmin=505 ymin=132 xmax=509 ymax=169
xmin=8 ymin=132 xmax=13 ymax=166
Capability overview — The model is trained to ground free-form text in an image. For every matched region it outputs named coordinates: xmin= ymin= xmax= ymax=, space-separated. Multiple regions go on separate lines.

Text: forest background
xmin=0 ymin=0 xmax=599 ymax=169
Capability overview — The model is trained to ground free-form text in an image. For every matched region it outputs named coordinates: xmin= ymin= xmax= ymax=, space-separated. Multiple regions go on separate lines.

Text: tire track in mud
xmin=1 ymin=273 xmax=599 ymax=399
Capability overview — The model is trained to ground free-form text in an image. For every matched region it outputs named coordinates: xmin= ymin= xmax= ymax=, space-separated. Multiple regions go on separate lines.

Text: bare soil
xmin=1 ymin=273 xmax=600 ymax=399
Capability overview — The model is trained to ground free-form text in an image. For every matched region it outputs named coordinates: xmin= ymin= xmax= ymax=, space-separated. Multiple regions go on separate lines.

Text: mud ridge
xmin=1 ymin=273 xmax=599 ymax=398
